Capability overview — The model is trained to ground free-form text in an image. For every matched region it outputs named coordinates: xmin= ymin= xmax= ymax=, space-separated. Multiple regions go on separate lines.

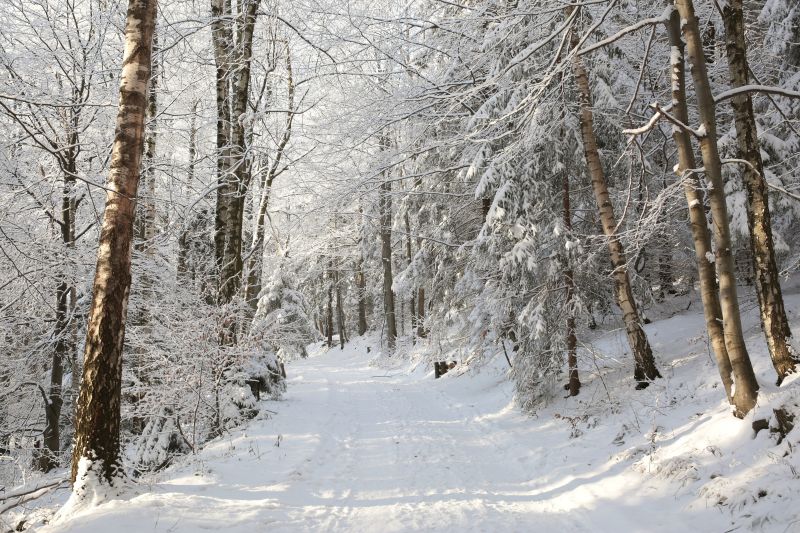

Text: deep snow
xmin=9 ymin=294 xmax=800 ymax=532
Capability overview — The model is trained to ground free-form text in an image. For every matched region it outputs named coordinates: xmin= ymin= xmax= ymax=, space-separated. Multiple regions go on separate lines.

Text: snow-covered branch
xmin=578 ymin=6 xmax=673 ymax=56
xmin=714 ymin=84 xmax=800 ymax=103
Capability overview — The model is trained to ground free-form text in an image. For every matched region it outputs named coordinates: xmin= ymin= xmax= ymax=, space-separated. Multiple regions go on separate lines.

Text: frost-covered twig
xmin=720 ymin=158 xmax=761 ymax=176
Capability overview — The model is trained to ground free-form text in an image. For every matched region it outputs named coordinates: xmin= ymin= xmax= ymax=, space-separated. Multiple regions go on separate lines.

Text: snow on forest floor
xmin=14 ymin=293 xmax=800 ymax=532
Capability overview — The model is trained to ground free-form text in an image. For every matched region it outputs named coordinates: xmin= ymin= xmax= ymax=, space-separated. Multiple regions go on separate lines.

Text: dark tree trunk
xmin=563 ymin=173 xmax=580 ymax=397
xmin=416 ymin=287 xmax=426 ymax=338
xmin=404 ymin=211 xmax=416 ymax=339
xmin=40 ymin=153 xmax=78 ymax=471
xmin=355 ymin=259 xmax=368 ymax=336
xmin=39 ymin=280 xmax=69 ymax=471
xmin=212 ymin=0 xmax=258 ymax=309
xmin=326 ymin=273 xmax=334 ymax=348
xmin=380 ymin=177 xmax=397 ymax=350
xmin=722 ymin=0 xmax=799 ymax=383
xmin=334 ymin=266 xmax=346 ymax=349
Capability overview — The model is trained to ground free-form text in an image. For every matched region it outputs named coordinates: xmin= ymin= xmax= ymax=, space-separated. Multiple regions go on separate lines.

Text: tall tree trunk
xmin=380 ymin=178 xmax=397 ymax=350
xmin=128 ymin=28 xmax=159 ymax=436
xmin=212 ymin=0 xmax=258 ymax=308
xmin=177 ymin=101 xmax=198 ymax=279
xmin=404 ymin=211 xmax=417 ymax=339
xmin=355 ymin=257 xmax=368 ymax=336
xmin=666 ymin=10 xmax=734 ymax=402
xmin=70 ymin=0 xmax=157 ymax=485
xmin=722 ymin=0 xmax=799 ymax=383
xmin=188 ymin=101 xmax=197 ymax=185
xmin=40 ymin=154 xmax=78 ymax=472
xmin=211 ymin=0 xmax=235 ymax=304
xmin=563 ymin=173 xmax=580 ymax=397
xmin=416 ymin=287 xmax=426 ymax=338
xmin=326 ymin=273 xmax=334 ymax=348
xmin=335 ymin=267 xmax=346 ymax=349
xmin=40 ymin=281 xmax=68 ymax=472
xmin=415 ymin=194 xmax=426 ymax=339
xmin=657 ymin=241 xmax=673 ymax=300
xmin=571 ymin=33 xmax=660 ymax=387
xmin=675 ymin=0 xmax=759 ymax=416
xmin=135 ymin=31 xmax=158 ymax=254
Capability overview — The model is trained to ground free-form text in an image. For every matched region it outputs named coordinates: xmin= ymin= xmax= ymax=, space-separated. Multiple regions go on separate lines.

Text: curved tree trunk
xmin=722 ymin=0 xmax=799 ymax=383
xmin=571 ymin=33 xmax=660 ymax=387
xmin=674 ymin=0 xmax=758 ymax=417
xmin=70 ymin=0 xmax=157 ymax=485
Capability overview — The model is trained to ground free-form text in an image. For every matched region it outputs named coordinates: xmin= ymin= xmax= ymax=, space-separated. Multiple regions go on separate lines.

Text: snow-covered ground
xmin=12 ymin=294 xmax=800 ymax=532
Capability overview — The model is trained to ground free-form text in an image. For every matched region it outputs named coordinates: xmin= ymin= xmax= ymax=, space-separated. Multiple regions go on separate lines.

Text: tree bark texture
xmin=666 ymin=10 xmax=734 ymax=403
xmin=40 ymin=155 xmax=78 ymax=471
xmin=571 ymin=34 xmax=660 ymax=386
xmin=335 ymin=267 xmax=347 ymax=349
xmin=563 ymin=173 xmax=580 ymax=397
xmin=135 ymin=31 xmax=158 ymax=254
xmin=675 ymin=0 xmax=759 ymax=416
xmin=417 ymin=287 xmax=426 ymax=338
xmin=380 ymin=178 xmax=398 ymax=350
xmin=326 ymin=275 xmax=334 ymax=348
xmin=355 ymin=258 xmax=368 ymax=336
xmin=404 ymin=211 xmax=416 ymax=338
xmin=722 ymin=0 xmax=798 ymax=383
xmin=70 ymin=0 xmax=157 ymax=484
xmin=212 ymin=0 xmax=258 ymax=307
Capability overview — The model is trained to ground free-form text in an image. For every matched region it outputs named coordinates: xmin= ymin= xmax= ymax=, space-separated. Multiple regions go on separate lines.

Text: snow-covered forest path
xmin=42 ymin=335 xmax=732 ymax=533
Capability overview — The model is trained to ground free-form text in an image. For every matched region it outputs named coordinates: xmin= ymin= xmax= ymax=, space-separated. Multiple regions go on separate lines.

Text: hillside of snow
xmin=6 ymin=293 xmax=800 ymax=533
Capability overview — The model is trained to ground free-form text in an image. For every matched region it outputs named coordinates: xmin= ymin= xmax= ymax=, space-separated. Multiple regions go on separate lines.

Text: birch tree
xmin=70 ymin=0 xmax=158 ymax=488
xmin=211 ymin=0 xmax=259 ymax=310
xmin=571 ymin=27 xmax=661 ymax=388
xmin=722 ymin=0 xmax=799 ymax=383
xmin=664 ymin=9 xmax=734 ymax=402
xmin=674 ymin=0 xmax=758 ymax=416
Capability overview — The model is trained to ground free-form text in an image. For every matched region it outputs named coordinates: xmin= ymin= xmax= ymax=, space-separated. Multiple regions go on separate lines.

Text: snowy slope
xmin=18 ymin=297 xmax=800 ymax=533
